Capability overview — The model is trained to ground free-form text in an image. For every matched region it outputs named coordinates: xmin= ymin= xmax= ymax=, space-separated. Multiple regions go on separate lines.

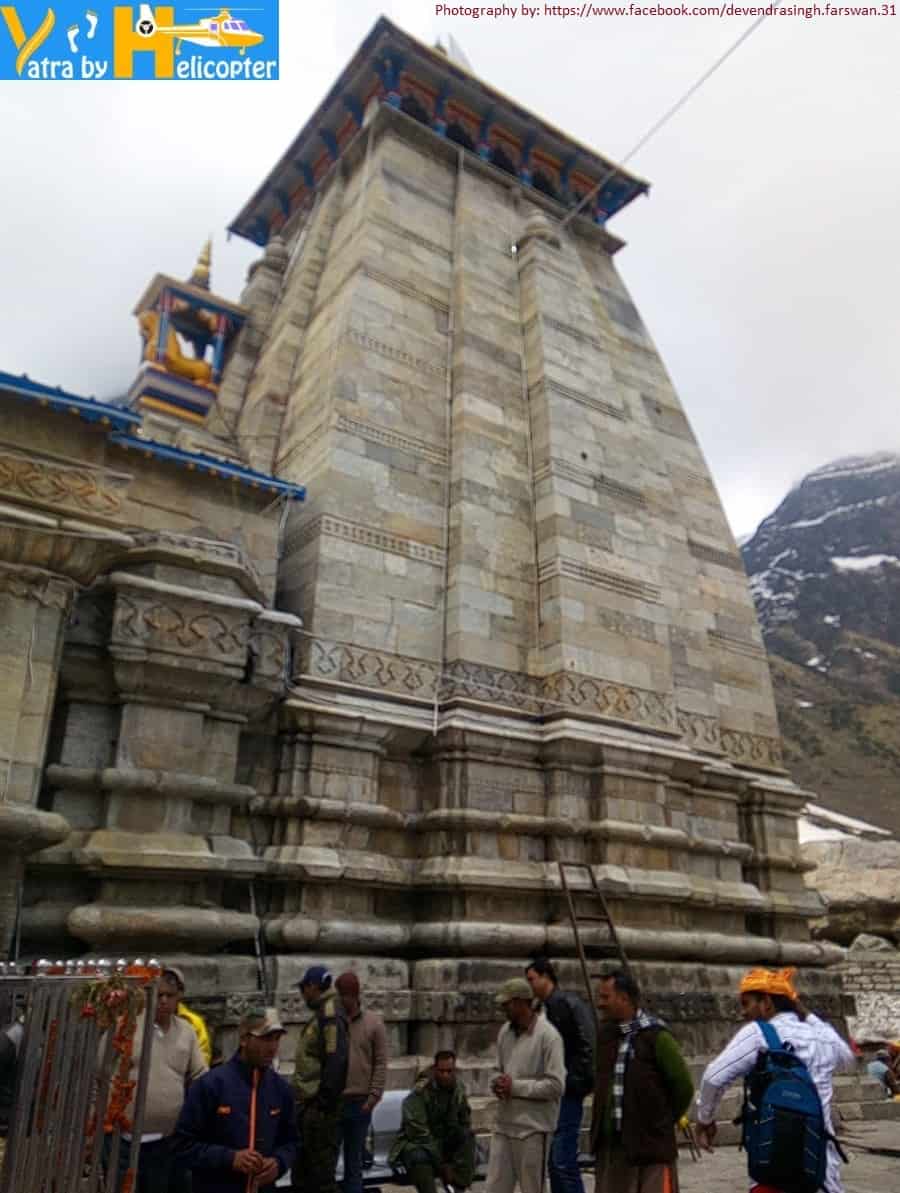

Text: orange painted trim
xmin=138 ymin=397 xmax=207 ymax=425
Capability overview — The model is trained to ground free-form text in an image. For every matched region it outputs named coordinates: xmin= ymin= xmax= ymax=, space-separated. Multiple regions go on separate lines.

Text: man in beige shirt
xmin=487 ymin=977 xmax=565 ymax=1193
xmin=335 ymin=972 xmax=389 ymax=1193
xmin=107 ymin=966 xmax=207 ymax=1193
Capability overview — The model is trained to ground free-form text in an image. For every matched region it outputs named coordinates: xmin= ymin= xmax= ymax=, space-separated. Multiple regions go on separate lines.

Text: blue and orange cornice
xmin=229 ymin=15 xmax=649 ymax=246
xmin=0 ymin=370 xmax=306 ymax=502
xmin=0 ymin=371 xmax=141 ymax=432
xmin=109 ymin=434 xmax=306 ymax=499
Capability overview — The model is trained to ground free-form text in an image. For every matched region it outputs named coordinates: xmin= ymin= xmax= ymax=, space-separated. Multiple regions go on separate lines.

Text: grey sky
xmin=0 ymin=1 xmax=897 ymax=537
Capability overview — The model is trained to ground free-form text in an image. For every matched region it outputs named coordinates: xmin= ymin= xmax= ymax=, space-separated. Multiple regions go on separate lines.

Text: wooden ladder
xmin=557 ymin=859 xmax=631 ymax=1026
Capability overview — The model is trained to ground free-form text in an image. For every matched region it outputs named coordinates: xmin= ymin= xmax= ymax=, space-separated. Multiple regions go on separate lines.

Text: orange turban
xmin=739 ymin=967 xmax=798 ymax=1001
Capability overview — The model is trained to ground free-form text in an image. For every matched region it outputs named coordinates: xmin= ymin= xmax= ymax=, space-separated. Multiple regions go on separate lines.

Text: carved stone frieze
xmin=720 ymin=728 xmax=784 ymax=771
xmin=298 ymin=636 xmax=440 ymax=698
xmin=112 ymin=593 xmax=250 ymax=664
xmin=688 ymin=538 xmax=746 ymax=573
xmin=0 ymin=563 xmax=77 ymax=611
xmin=285 ymin=514 xmax=446 ymax=567
xmin=677 ymin=710 xmax=722 ymax=754
xmin=538 ymin=557 xmax=661 ymax=603
xmin=335 ymin=414 xmax=448 ymax=466
xmin=0 ymin=445 xmax=130 ymax=519
xmin=347 ymin=329 xmax=448 ymax=378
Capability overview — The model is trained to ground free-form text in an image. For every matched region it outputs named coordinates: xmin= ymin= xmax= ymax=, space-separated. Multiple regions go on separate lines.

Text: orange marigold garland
xmin=71 ymin=974 xmax=147 ymax=1171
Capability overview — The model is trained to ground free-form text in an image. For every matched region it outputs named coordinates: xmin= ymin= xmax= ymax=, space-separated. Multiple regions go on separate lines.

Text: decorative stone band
xmin=284 ymin=515 xmax=446 ymax=568
xmin=0 ymin=562 xmax=77 ymax=611
xmin=688 ymin=538 xmax=746 ymax=573
xmin=108 ymin=572 xmax=263 ymax=668
xmin=66 ymin=905 xmax=259 ymax=952
xmin=253 ymin=795 xmax=754 ymax=864
xmin=532 ymin=457 xmax=647 ymax=508
xmin=45 ymin=765 xmax=255 ymax=808
xmin=294 ymin=636 xmax=783 ymax=770
xmin=537 ymin=557 xmax=662 ymax=603
xmin=0 ymin=446 xmax=131 ymax=521
xmin=258 ymin=911 xmax=842 ymax=966
xmin=527 ymin=376 xmax=627 ymax=423
xmin=335 ymin=413 xmax=448 ymax=467
xmin=347 ymin=329 xmax=448 ymax=379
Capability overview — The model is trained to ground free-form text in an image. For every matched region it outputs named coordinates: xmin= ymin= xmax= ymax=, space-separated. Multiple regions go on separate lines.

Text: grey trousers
xmin=484 ymin=1131 xmax=550 ymax=1193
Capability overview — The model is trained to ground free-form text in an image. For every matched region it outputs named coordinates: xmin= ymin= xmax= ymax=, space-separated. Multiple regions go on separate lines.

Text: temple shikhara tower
xmin=1 ymin=17 xmax=844 ymax=1079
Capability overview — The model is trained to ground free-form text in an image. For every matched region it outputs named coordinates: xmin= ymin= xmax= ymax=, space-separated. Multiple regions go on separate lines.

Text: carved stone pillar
xmin=0 ymin=501 xmax=135 ymax=958
xmin=33 ymin=535 xmax=300 ymax=957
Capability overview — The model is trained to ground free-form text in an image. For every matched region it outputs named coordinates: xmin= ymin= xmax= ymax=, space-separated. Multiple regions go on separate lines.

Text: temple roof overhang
xmin=132 ymin=274 xmax=249 ymax=322
xmin=0 ymin=370 xmax=306 ymax=501
xmin=230 ymin=15 xmax=650 ymax=247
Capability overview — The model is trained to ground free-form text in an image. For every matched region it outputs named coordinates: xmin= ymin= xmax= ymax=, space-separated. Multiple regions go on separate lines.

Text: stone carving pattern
xmin=688 ymin=539 xmax=745 ymax=573
xmin=677 ymin=711 xmax=722 ymax=752
xmin=0 ymin=448 xmax=125 ymax=516
xmin=538 ymin=557 xmax=661 ymax=603
xmin=286 ymin=515 xmax=446 ymax=567
xmin=336 ymin=414 xmax=448 ymax=466
xmin=347 ymin=330 xmax=447 ymax=378
xmin=302 ymin=637 xmax=440 ymax=697
xmin=529 ymin=378 xmax=627 ymax=423
xmin=298 ymin=640 xmax=677 ymax=732
xmin=708 ymin=630 xmax=766 ymax=659
xmin=543 ymin=671 xmax=675 ymax=730
xmin=719 ymin=728 xmax=784 ymax=770
xmin=112 ymin=594 xmax=249 ymax=663
xmin=0 ymin=565 xmax=75 ymax=610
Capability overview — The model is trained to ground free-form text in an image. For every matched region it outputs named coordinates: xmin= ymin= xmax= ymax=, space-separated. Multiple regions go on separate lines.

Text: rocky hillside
xmin=741 ymin=453 xmax=900 ymax=835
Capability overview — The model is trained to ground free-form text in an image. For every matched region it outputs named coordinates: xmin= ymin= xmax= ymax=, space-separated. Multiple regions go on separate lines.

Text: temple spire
xmin=189 ymin=237 xmax=212 ymax=290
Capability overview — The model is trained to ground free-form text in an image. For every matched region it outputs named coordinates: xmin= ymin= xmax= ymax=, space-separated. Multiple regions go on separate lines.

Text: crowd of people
xmin=0 ymin=957 xmax=876 ymax=1193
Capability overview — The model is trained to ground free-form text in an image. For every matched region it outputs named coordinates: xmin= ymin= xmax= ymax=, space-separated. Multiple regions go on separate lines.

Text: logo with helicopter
xmin=0 ymin=2 xmax=278 ymax=79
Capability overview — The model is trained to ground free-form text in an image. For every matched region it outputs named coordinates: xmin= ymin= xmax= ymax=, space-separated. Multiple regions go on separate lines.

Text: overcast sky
xmin=1 ymin=1 xmax=897 ymax=538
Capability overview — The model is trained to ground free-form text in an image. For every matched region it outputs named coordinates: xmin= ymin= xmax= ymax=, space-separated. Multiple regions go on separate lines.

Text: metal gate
xmin=1 ymin=964 xmax=159 ymax=1193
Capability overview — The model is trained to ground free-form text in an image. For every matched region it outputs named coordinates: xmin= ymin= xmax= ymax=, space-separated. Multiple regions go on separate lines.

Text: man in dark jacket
xmin=173 ymin=1006 xmax=296 ymax=1192
xmin=388 ymin=1051 xmax=476 ymax=1193
xmin=292 ymin=965 xmax=349 ymax=1193
xmin=591 ymin=970 xmax=693 ymax=1193
xmin=526 ymin=957 xmax=595 ymax=1193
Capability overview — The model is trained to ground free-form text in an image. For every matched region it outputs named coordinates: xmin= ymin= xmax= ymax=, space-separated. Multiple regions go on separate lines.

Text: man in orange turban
xmin=693 ymin=966 xmax=855 ymax=1193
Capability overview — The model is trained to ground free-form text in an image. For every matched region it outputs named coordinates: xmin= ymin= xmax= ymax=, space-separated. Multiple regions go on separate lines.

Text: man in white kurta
xmin=695 ymin=967 xmax=855 ymax=1193
xmin=486 ymin=977 xmax=566 ymax=1193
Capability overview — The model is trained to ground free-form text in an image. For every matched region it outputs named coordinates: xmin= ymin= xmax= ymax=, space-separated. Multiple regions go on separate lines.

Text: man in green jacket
xmin=591 ymin=969 xmax=693 ymax=1193
xmin=292 ymin=965 xmax=349 ymax=1193
xmin=389 ymin=1051 xmax=476 ymax=1193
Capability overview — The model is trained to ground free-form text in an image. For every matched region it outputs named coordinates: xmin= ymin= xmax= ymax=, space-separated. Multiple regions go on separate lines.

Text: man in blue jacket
xmin=173 ymin=1006 xmax=297 ymax=1191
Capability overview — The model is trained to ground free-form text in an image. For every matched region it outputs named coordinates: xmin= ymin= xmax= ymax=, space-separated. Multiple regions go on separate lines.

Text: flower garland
xmin=72 ymin=973 xmax=149 ymax=1193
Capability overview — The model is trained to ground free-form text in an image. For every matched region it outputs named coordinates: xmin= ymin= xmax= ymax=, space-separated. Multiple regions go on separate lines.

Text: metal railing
xmin=1 ymin=962 xmax=159 ymax=1193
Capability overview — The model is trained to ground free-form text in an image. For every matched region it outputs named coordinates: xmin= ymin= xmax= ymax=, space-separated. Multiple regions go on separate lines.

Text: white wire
xmin=561 ymin=4 xmax=786 ymax=229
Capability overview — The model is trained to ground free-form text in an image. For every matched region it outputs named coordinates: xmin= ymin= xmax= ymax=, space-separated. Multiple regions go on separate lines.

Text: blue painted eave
xmin=109 ymin=433 xmax=306 ymax=500
xmin=0 ymin=368 xmax=305 ymax=501
xmin=0 ymin=370 xmax=141 ymax=432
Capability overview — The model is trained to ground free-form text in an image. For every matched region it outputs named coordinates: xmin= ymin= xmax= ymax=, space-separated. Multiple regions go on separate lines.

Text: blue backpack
xmin=737 ymin=1019 xmax=846 ymax=1193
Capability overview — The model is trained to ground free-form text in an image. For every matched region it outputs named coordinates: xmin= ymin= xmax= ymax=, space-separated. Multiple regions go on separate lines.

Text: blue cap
xmin=298 ymin=965 xmax=332 ymax=989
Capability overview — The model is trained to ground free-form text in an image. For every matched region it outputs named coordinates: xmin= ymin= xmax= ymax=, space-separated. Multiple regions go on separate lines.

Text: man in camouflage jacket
xmin=292 ymin=966 xmax=349 ymax=1193
xmin=389 ymin=1051 xmax=476 ymax=1193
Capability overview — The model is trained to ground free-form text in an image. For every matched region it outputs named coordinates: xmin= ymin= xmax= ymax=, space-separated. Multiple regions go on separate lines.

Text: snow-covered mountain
xmin=741 ymin=453 xmax=900 ymax=835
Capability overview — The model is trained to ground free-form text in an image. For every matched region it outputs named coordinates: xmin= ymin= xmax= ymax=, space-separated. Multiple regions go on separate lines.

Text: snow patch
xmin=823 ymin=614 xmax=841 ymax=626
xmin=806 ymin=453 xmax=900 ymax=484
xmin=795 ymin=700 xmax=814 ymax=708
xmin=806 ymin=656 xmax=823 ymax=667
xmin=783 ymin=495 xmax=889 ymax=530
xmin=831 ymin=554 xmax=899 ymax=572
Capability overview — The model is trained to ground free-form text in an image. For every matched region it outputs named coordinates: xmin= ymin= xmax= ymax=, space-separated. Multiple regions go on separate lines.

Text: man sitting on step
xmin=388 ymin=1050 xmax=476 ymax=1193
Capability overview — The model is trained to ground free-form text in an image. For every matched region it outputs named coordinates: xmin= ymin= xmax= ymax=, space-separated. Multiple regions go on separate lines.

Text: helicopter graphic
xmin=135 ymin=5 xmax=264 ymax=55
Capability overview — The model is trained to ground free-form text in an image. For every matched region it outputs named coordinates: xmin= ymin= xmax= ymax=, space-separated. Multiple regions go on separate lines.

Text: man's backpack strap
xmin=756 ymin=1020 xmax=782 ymax=1052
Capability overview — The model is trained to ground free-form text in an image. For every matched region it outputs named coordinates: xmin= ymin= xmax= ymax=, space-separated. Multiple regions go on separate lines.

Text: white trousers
xmin=484 ymin=1131 xmax=550 ymax=1193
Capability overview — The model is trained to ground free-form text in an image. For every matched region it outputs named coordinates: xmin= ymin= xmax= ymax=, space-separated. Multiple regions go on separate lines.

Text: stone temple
xmin=2 ymin=16 xmax=847 ymax=1091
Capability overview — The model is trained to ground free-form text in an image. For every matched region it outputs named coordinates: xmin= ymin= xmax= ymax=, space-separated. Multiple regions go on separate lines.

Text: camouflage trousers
xmin=292 ymin=1100 xmax=341 ymax=1193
